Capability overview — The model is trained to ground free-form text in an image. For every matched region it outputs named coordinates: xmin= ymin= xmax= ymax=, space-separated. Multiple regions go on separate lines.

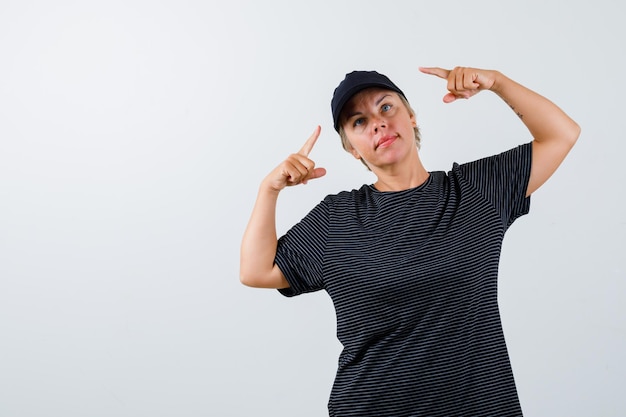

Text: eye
xmin=381 ymin=104 xmax=392 ymax=112
xmin=353 ymin=117 xmax=365 ymax=127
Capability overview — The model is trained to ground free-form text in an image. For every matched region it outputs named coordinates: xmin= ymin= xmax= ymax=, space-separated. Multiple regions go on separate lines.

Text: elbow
xmin=240 ymin=275 xmax=257 ymax=288
xmin=239 ymin=252 xmax=262 ymax=287
xmin=560 ymin=122 xmax=580 ymax=159
xmin=239 ymin=263 xmax=287 ymax=289
xmin=568 ymin=121 xmax=581 ymax=147
xmin=552 ymin=120 xmax=581 ymax=154
xmin=239 ymin=268 xmax=256 ymax=287
xmin=239 ymin=249 xmax=267 ymax=287
xmin=238 ymin=267 xmax=268 ymax=288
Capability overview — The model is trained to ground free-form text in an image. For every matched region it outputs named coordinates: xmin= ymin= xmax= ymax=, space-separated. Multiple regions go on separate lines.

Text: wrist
xmin=259 ymin=179 xmax=282 ymax=197
xmin=488 ymin=70 xmax=506 ymax=94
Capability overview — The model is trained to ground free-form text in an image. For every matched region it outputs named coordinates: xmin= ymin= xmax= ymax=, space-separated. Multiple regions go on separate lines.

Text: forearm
xmin=490 ymin=71 xmax=580 ymax=145
xmin=239 ymin=184 xmax=287 ymax=288
xmin=490 ymin=71 xmax=580 ymax=195
xmin=239 ymin=127 xmax=325 ymax=288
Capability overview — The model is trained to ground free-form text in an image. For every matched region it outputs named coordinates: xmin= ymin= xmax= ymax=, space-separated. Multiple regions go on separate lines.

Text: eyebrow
xmin=375 ymin=94 xmax=392 ymax=106
xmin=344 ymin=94 xmax=393 ymax=120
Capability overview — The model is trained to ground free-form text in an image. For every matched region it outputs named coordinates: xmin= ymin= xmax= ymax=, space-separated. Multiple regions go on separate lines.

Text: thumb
xmin=310 ymin=167 xmax=327 ymax=180
xmin=301 ymin=167 xmax=327 ymax=185
xmin=442 ymin=92 xmax=457 ymax=103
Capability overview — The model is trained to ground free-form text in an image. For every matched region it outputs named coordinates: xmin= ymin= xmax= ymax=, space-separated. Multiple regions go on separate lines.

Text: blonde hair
xmin=337 ymin=93 xmax=421 ymax=170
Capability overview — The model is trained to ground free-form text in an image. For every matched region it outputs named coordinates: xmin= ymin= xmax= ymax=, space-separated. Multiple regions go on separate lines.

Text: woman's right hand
xmin=262 ymin=125 xmax=327 ymax=192
xmin=241 ymin=126 xmax=327 ymax=288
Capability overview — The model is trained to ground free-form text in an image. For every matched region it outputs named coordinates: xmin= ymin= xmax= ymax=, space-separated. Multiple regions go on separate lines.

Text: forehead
xmin=344 ymin=87 xmax=400 ymax=111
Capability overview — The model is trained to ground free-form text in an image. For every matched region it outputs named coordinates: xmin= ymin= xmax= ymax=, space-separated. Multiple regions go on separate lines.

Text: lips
xmin=375 ymin=134 xmax=397 ymax=149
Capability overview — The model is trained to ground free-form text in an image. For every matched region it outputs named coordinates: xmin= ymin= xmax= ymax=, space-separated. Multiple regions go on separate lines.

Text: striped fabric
xmin=275 ymin=143 xmax=532 ymax=416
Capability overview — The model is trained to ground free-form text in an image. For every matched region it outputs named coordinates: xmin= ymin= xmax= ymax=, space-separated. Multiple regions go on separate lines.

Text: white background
xmin=0 ymin=1 xmax=623 ymax=416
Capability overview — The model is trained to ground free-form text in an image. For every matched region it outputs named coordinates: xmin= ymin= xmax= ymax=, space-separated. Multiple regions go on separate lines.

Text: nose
xmin=373 ymin=116 xmax=387 ymax=132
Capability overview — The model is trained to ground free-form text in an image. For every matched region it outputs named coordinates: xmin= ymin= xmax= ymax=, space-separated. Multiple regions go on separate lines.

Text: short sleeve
xmin=455 ymin=142 xmax=532 ymax=229
xmin=275 ymin=198 xmax=329 ymax=297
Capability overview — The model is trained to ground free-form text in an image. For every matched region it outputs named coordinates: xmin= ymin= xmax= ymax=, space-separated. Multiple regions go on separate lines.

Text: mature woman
xmin=240 ymin=66 xmax=580 ymax=416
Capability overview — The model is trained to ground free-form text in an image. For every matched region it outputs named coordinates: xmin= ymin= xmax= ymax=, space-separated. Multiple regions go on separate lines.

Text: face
xmin=340 ymin=88 xmax=418 ymax=170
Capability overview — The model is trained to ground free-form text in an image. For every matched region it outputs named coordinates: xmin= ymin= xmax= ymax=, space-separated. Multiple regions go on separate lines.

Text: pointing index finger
xmin=419 ymin=66 xmax=450 ymax=80
xmin=298 ymin=125 xmax=321 ymax=156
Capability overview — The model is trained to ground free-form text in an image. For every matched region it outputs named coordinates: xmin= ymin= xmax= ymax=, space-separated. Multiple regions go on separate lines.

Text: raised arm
xmin=419 ymin=66 xmax=581 ymax=196
xmin=239 ymin=126 xmax=326 ymax=288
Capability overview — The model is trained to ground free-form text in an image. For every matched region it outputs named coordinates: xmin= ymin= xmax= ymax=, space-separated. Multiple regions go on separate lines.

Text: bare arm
xmin=239 ymin=126 xmax=326 ymax=288
xmin=419 ymin=66 xmax=581 ymax=196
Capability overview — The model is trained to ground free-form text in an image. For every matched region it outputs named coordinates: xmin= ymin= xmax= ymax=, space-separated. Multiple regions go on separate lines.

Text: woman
xmin=240 ymin=66 xmax=580 ymax=416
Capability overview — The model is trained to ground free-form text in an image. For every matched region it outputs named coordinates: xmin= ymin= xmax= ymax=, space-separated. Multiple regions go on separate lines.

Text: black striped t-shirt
xmin=275 ymin=143 xmax=532 ymax=417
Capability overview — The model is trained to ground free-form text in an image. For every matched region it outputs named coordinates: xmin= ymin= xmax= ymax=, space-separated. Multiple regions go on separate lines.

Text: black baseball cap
xmin=331 ymin=70 xmax=406 ymax=132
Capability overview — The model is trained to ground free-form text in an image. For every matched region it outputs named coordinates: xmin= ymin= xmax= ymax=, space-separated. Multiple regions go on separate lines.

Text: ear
xmin=410 ymin=112 xmax=417 ymax=127
xmin=349 ymin=146 xmax=361 ymax=160
xmin=343 ymin=139 xmax=361 ymax=160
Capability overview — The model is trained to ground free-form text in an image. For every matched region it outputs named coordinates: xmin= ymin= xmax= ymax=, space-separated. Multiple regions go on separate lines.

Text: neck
xmin=372 ymin=153 xmax=429 ymax=192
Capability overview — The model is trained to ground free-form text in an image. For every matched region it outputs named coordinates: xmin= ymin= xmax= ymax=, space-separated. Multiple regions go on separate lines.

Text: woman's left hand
xmin=419 ymin=66 xmax=500 ymax=103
